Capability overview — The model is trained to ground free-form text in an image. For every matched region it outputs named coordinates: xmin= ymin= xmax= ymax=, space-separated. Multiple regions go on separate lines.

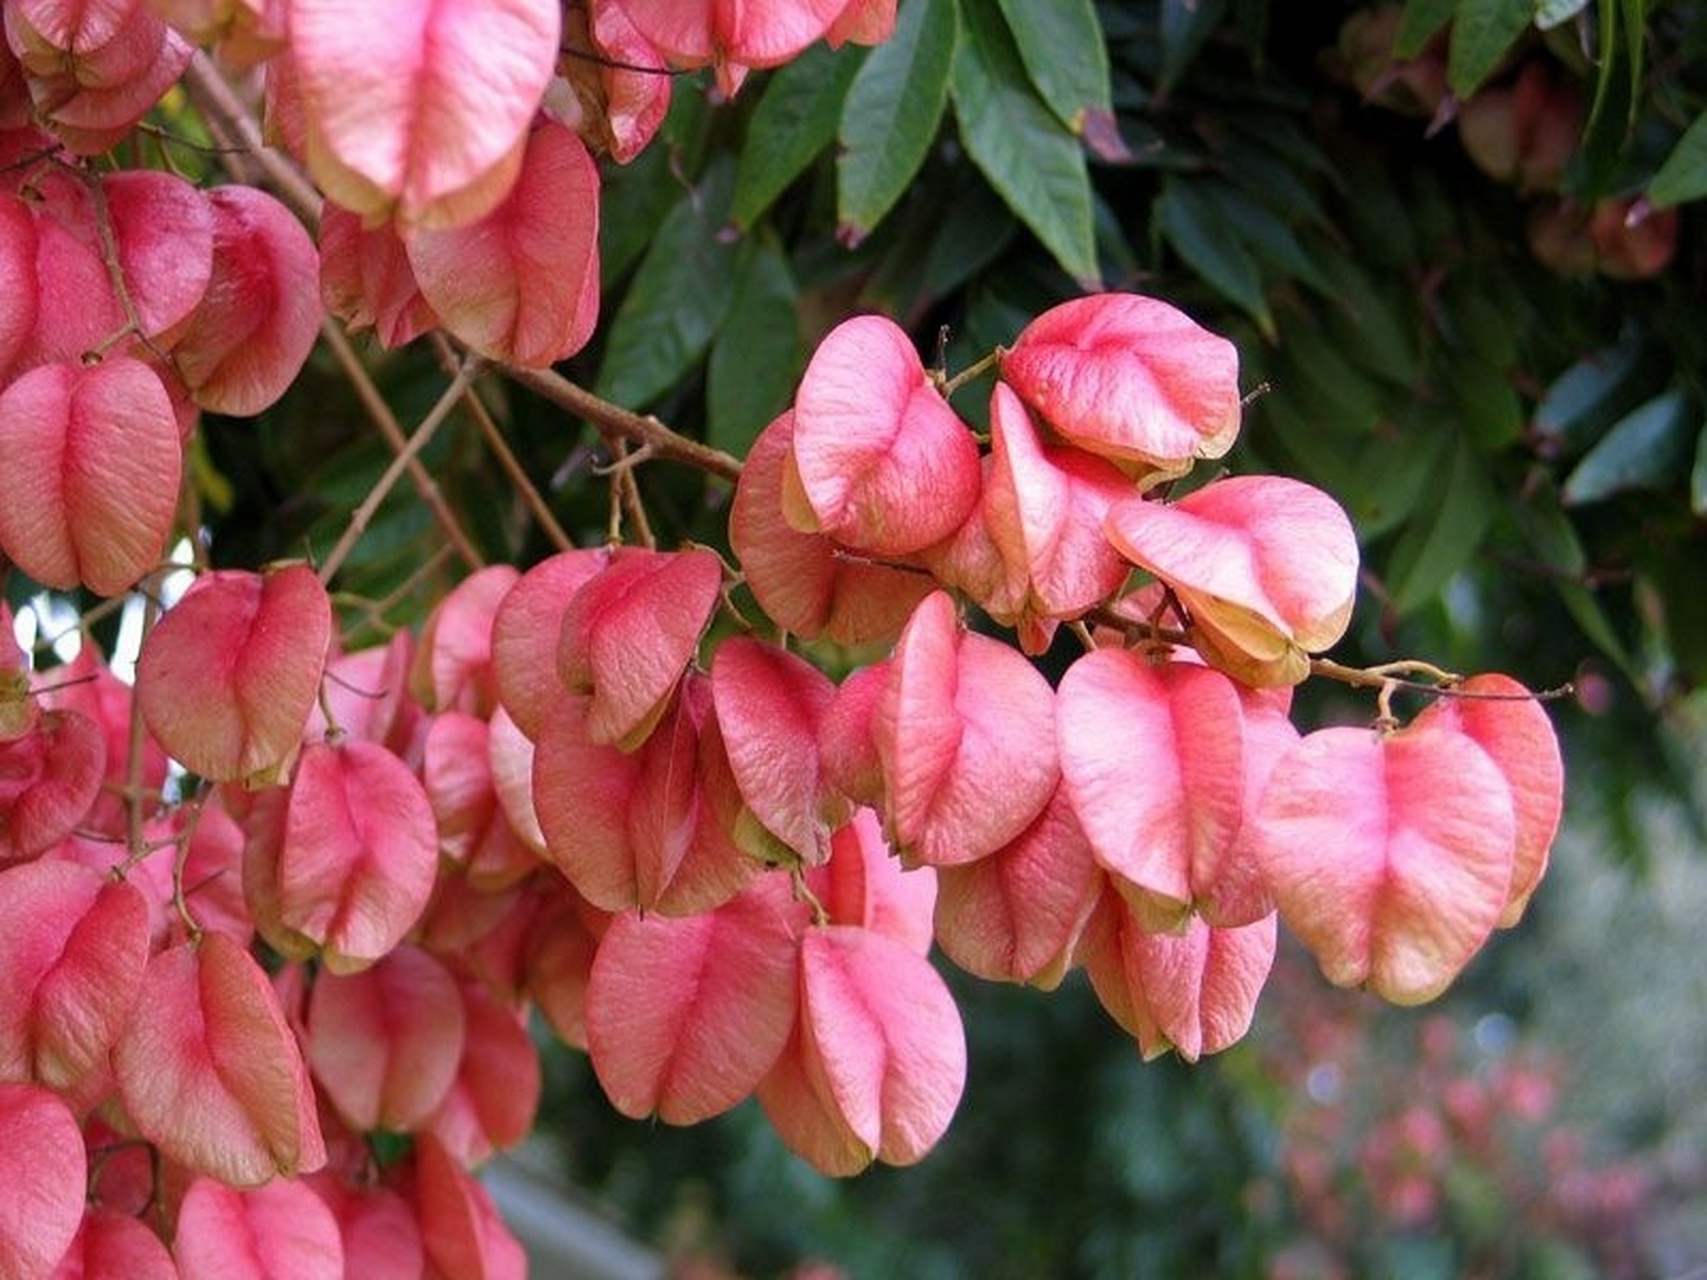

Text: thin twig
xmin=180 ymin=51 xmax=323 ymax=229
xmin=428 ymin=333 xmax=572 ymax=551
xmin=505 ymin=365 xmax=743 ymax=483
xmin=319 ymin=363 xmax=478 ymax=584
xmin=323 ymin=320 xmax=483 ymax=570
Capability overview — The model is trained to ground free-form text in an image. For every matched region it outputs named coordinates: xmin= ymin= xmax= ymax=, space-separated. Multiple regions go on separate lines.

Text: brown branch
xmin=319 ymin=362 xmax=478 ymax=584
xmin=504 ymin=365 xmax=743 ymax=483
xmin=427 ymin=333 xmax=572 ymax=552
xmin=324 ymin=321 xmax=483 ymax=570
xmin=180 ymin=51 xmax=323 ymax=229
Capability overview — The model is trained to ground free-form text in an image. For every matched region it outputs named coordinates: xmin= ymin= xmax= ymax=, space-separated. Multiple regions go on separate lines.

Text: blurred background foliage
xmin=29 ymin=0 xmax=1700 ymax=1274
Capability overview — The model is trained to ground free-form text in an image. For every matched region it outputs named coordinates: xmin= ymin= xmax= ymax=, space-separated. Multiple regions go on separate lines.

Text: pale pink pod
xmin=47 ymin=1209 xmax=176 ymax=1280
xmin=932 ymin=783 xmax=1100 ymax=989
xmin=1411 ymin=674 xmax=1562 ymax=927
xmin=113 ymin=932 xmax=326 ymax=1185
xmin=290 ymin=0 xmax=559 ymax=229
xmin=827 ymin=0 xmax=896 ymax=46
xmin=171 ymin=185 xmax=320 ymax=417
xmin=762 ymin=924 xmax=966 ymax=1174
xmin=729 ymin=411 xmax=933 ymax=646
xmin=412 ymin=1132 xmax=526 ymax=1280
xmin=0 ymin=193 xmax=39 ymax=377
xmin=303 ymin=1177 xmax=423 ymax=1280
xmin=0 ymin=709 xmax=106 ymax=863
xmin=490 ymin=547 xmax=612 ymax=739
xmin=1251 ymin=723 xmax=1517 ymax=1005
xmin=270 ymin=738 xmax=439 ymax=973
xmin=1106 ymin=475 xmax=1359 ymax=686
xmin=1081 ymin=887 xmax=1276 ymax=1062
xmin=570 ymin=0 xmax=671 ymax=164
xmin=319 ymin=200 xmax=437 ymax=348
xmin=307 ymin=944 xmax=467 ymax=1132
xmin=523 ymin=887 xmax=603 ymax=1050
xmin=790 ymin=315 xmax=981 ymax=555
xmin=585 ymin=878 xmax=801 ymax=1124
xmin=411 ymin=564 xmax=521 ymax=717
xmin=878 ymin=592 xmax=1058 ymax=867
xmin=1000 ymin=292 xmax=1242 ymax=474
xmin=423 ymin=978 xmax=539 ymax=1164
xmin=1056 ymin=650 xmax=1247 ymax=931
xmin=136 ymin=564 xmax=331 ymax=785
xmin=712 ymin=636 xmax=849 ymax=868
xmin=808 ymin=807 xmax=936 ymax=956
xmin=0 ymin=1081 xmax=85 ymax=1280
xmin=816 ymin=660 xmax=889 ymax=809
xmin=982 ymin=381 xmax=1134 ymax=645
xmin=406 ymin=119 xmax=601 ymax=367
xmin=0 ymin=357 xmax=181 ymax=597
xmin=173 ymin=1176 xmax=344 ymax=1280
xmin=556 ymin=546 xmax=722 ymax=750
xmin=0 ymin=858 xmax=148 ymax=1090
xmin=424 ymin=710 xmax=535 ymax=889
xmin=615 ymin=0 xmax=848 ymax=94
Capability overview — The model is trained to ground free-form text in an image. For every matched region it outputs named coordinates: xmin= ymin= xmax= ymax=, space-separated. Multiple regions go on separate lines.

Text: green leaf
xmin=1316 ymin=255 xmax=1418 ymax=387
xmin=1562 ymin=389 xmax=1694 ymax=505
xmin=595 ymin=159 xmax=739 ymax=411
xmin=1196 ymin=180 xmax=1331 ymax=293
xmin=951 ymin=0 xmax=1099 ymax=287
xmin=1449 ymin=356 xmax=1524 ymax=448
xmin=599 ymin=142 xmax=679 ymax=286
xmin=1531 ymin=338 xmax=1647 ymax=456
xmin=1348 ymin=419 xmax=1449 ymax=540
xmin=837 ymin=0 xmax=957 ymax=242
xmin=1511 ymin=482 xmax=1634 ymax=676
xmin=1648 ymin=112 xmax=1707 ymax=209
xmin=1155 ymin=179 xmax=1270 ymax=337
xmin=707 ymin=237 xmax=802 ymax=461
xmin=1383 ymin=432 xmax=1497 ymax=614
xmin=1534 ymin=0 xmax=1589 ymax=29
xmin=994 ymin=0 xmax=1120 ymax=152
xmin=1159 ymin=0 xmax=1229 ymax=92
xmin=1395 ymin=0 xmax=1457 ymax=57
xmin=733 ymin=44 xmax=864 ymax=229
xmin=1691 ymin=425 xmax=1707 ymax=516
xmin=1446 ymin=0 xmax=1532 ymax=99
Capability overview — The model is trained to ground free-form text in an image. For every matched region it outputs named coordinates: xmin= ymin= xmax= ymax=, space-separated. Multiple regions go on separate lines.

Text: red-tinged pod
xmin=490 ymin=547 xmax=612 ymax=740
xmin=172 ymin=184 xmax=320 ymax=416
xmin=759 ymin=924 xmax=966 ymax=1175
xmin=0 ymin=708 xmax=106 ymax=863
xmin=1250 ymin=723 xmax=1517 ymax=1006
xmin=712 ymin=636 xmax=849 ymax=868
xmin=790 ymin=315 xmax=981 ymax=556
xmin=422 ymin=977 xmax=540 ymax=1165
xmin=0 ymin=858 xmax=148 ymax=1091
xmin=411 ymin=1133 xmax=527 ymax=1280
xmin=1080 ymin=886 xmax=1276 ymax=1062
xmin=616 ymin=0 xmax=850 ymax=94
xmin=807 ymin=808 xmax=936 ymax=956
xmin=136 ymin=564 xmax=331 ymax=786
xmin=1106 ymin=475 xmax=1359 ymax=687
xmin=113 ymin=932 xmax=326 ymax=1185
xmin=306 ymin=945 xmax=467 ymax=1133
xmin=409 ymin=565 xmax=520 ymax=716
xmin=406 ymin=119 xmax=601 ymax=367
xmin=303 ymin=1176 xmax=423 ymax=1280
xmin=173 ymin=1177 xmax=344 ymax=1280
xmin=269 ymin=738 xmax=439 ymax=973
xmin=1000 ymin=291 xmax=1242 ymax=476
xmin=319 ymin=199 xmax=437 ymax=348
xmin=877 ymin=592 xmax=1058 ymax=868
xmin=290 ymin=0 xmax=559 ymax=229
xmin=729 ymin=411 xmax=932 ymax=646
xmin=933 ymin=784 xmax=1100 ymax=990
xmin=49 ymin=1208 xmax=177 ymax=1280
xmin=0 ymin=357 xmax=181 ymax=598
xmin=586 ymin=877 xmax=802 ymax=1125
xmin=1411 ymin=674 xmax=1563 ymax=927
xmin=556 ymin=546 xmax=722 ymax=750
xmin=1056 ymin=650 xmax=1248 ymax=931
xmin=0 ymin=1082 xmax=85 ymax=1280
